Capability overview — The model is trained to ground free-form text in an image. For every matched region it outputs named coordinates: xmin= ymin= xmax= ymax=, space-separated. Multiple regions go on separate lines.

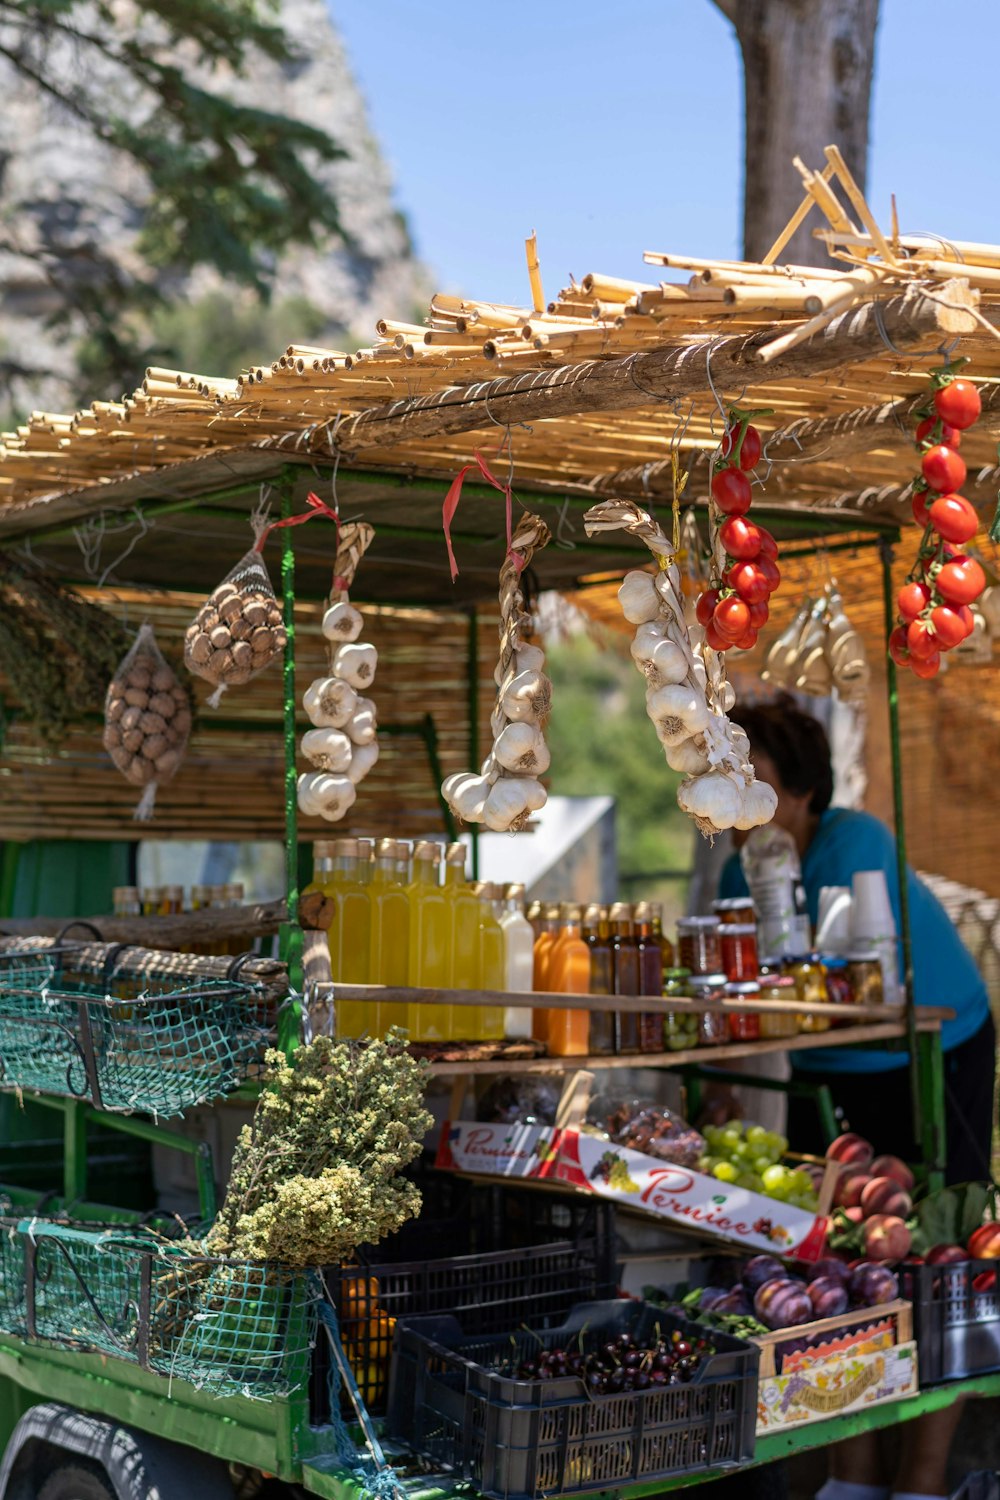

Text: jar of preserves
xmin=757 ymin=973 xmax=800 ymax=1037
xmin=663 ymin=968 xmax=698 ymax=1053
xmin=823 ymin=956 xmax=854 ymax=1026
xmin=677 ymin=917 xmax=723 ymax=977
xmin=846 ymin=952 xmax=884 ymax=1008
xmin=713 ymin=897 xmax=756 ymax=926
xmin=783 ymin=953 xmax=830 ymax=1032
xmin=720 ymin=923 xmax=758 ymax=982
xmin=691 ymin=973 xmax=729 ymax=1046
xmin=726 ymin=980 xmax=761 ymax=1041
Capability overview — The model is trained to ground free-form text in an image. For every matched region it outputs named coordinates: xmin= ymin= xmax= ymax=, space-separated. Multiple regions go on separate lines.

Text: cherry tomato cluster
xmin=889 ymin=369 xmax=985 ymax=680
xmin=696 ymin=413 xmax=781 ymax=652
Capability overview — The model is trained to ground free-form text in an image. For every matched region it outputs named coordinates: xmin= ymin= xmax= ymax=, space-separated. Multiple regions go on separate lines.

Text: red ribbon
xmin=443 ymin=451 xmax=521 ymax=582
xmin=254 ymin=491 xmax=340 ymax=553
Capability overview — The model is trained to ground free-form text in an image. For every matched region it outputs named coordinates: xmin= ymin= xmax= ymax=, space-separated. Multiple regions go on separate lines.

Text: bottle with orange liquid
xmin=544 ymin=903 xmax=591 ymax=1056
xmin=531 ymin=904 xmax=560 ymax=1042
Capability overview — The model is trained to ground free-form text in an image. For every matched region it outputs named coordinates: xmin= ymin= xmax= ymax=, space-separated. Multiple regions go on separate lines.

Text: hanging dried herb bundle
xmin=0 ymin=555 xmax=130 ymax=694
xmin=0 ymin=605 xmax=80 ymax=742
xmin=205 ymin=1031 xmax=432 ymax=1267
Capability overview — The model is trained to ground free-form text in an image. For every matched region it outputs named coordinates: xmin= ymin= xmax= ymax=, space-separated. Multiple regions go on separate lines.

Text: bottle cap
xmin=164 ymin=884 xmax=184 ymax=901
xmin=722 ymin=923 xmax=757 ymax=936
xmin=678 ymin=915 xmax=722 ymax=930
xmin=223 ymin=884 xmax=243 ymax=901
xmin=334 ymin=837 xmax=359 ymax=857
xmin=376 ymin=838 xmax=396 ymax=857
xmin=633 ymin=901 xmax=652 ymax=921
xmin=113 ymin=886 xmax=139 ymax=902
xmin=563 ymin=903 xmax=583 ymax=921
xmin=357 ymin=839 xmax=374 ymax=859
xmin=505 ymin=882 xmax=525 ymax=899
xmin=608 ymin=901 xmax=632 ymax=924
xmin=414 ymin=841 xmax=442 ymax=862
xmin=313 ymin=840 xmax=334 ymax=858
xmin=445 ymin=842 xmax=467 ymax=865
xmin=190 ymin=885 xmax=211 ymax=902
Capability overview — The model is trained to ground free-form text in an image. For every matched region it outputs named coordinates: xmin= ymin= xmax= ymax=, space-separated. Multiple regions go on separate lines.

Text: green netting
xmin=0 ymin=950 xmax=266 ymax=1116
xmin=0 ymin=1219 xmax=315 ymax=1400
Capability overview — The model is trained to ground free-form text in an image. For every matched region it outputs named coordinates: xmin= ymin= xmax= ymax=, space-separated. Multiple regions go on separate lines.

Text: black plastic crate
xmin=901 ymin=1259 xmax=1000 ymax=1383
xmin=325 ymin=1182 xmax=617 ymax=1416
xmin=386 ymin=1299 xmax=758 ymax=1500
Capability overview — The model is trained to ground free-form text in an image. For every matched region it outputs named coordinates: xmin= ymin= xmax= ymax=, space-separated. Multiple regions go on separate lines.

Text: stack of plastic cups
xmin=849 ymin=870 xmax=902 ymax=1005
xmin=815 ymin=886 xmax=853 ymax=954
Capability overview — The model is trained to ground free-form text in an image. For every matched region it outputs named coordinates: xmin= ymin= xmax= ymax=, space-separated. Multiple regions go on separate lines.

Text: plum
xmin=712 ymin=1289 xmax=752 ymax=1316
xmin=807 ymin=1258 xmax=851 ymax=1286
xmin=807 ymin=1276 xmax=850 ymax=1318
xmin=860 ymin=1176 xmax=913 ymax=1220
xmin=849 ymin=1262 xmax=899 ymax=1306
xmin=698 ymin=1286 xmax=731 ymax=1310
xmin=742 ymin=1254 xmax=787 ymax=1294
xmin=925 ymin=1244 xmax=969 ymax=1266
xmin=754 ymin=1278 xmax=814 ymax=1330
xmin=870 ymin=1154 xmax=915 ymax=1193
xmin=827 ymin=1132 xmax=874 ymax=1168
xmin=864 ymin=1214 xmax=912 ymax=1263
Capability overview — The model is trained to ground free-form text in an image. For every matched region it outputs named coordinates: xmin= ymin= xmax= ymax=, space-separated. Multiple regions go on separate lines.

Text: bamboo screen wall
xmin=0 ymin=590 xmax=497 ymax=842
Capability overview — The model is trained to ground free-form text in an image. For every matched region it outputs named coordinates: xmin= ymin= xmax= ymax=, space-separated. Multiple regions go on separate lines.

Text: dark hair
xmin=731 ymin=695 xmax=834 ymax=815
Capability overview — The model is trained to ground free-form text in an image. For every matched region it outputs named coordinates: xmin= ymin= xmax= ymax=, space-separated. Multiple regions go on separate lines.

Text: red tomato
xmin=897 ymin=581 xmax=931 ymax=623
xmin=911 ymin=651 xmax=941 ymax=679
xmin=922 ymin=444 xmax=967 ymax=494
xmin=713 ymin=596 xmax=751 ymax=640
xmin=719 ymin=516 xmax=762 ymax=560
xmin=929 ymin=493 xmax=978 ymax=545
xmin=733 ymin=628 xmax=758 ymax=651
xmin=936 ymin=555 xmax=986 ymax=605
xmin=748 ymin=599 xmax=770 ymax=629
xmin=695 ymin=588 xmax=720 ymax=627
xmin=755 ymin=526 xmax=778 ymax=558
xmin=711 ymin=467 xmax=753 ymax=515
xmin=727 ymin=560 xmax=770 ymax=604
xmin=912 ymin=490 xmax=932 ymax=527
xmin=916 ymin=415 xmax=961 ymax=449
xmin=888 ymin=625 xmax=911 ymax=666
xmin=931 ymin=604 xmax=969 ymax=650
xmin=704 ymin=620 xmax=729 ymax=651
xmin=758 ymin=555 xmax=781 ymax=593
xmin=934 ymin=378 xmax=982 ymax=431
xmin=721 ymin=423 xmax=763 ymax=471
xmin=907 ymin=619 xmax=939 ymax=660
xmin=956 ymin=604 xmax=976 ymax=638
xmin=923 ymin=543 xmax=957 ymax=576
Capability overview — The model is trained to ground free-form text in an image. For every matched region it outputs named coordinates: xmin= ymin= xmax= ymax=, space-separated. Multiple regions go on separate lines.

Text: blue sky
xmin=330 ymin=1 xmax=1000 ymax=306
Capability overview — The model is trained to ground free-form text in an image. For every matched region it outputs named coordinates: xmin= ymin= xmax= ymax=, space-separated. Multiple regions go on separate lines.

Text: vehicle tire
xmin=37 ymin=1463 xmax=117 ymax=1500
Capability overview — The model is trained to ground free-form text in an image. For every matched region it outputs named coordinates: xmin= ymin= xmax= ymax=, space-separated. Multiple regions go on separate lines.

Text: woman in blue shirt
xmin=718 ymin=698 xmax=994 ymax=1184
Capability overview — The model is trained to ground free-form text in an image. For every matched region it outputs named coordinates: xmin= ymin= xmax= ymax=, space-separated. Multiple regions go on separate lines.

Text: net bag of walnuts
xmin=103 ymin=625 xmax=191 ymax=820
xmin=184 ymin=514 xmax=286 ymax=707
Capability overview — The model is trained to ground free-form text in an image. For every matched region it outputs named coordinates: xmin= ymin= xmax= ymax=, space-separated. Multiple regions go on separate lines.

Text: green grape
xmin=789 ymin=1169 xmax=814 ymax=1195
xmin=736 ymin=1171 xmax=761 ymax=1190
xmin=751 ymin=1154 xmax=775 ymax=1176
xmin=746 ymin=1125 xmax=769 ymax=1147
xmin=789 ymin=1192 xmax=818 ymax=1210
xmin=703 ymin=1126 xmax=721 ymax=1149
xmin=761 ymin=1163 xmax=789 ymax=1193
xmin=720 ymin=1127 xmax=741 ymax=1150
xmin=699 ymin=1155 xmax=717 ymax=1174
xmin=712 ymin=1161 xmax=739 ymax=1184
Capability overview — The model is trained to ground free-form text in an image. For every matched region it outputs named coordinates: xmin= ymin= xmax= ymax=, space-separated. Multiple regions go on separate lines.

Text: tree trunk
xmin=717 ymin=0 xmax=880 ymax=266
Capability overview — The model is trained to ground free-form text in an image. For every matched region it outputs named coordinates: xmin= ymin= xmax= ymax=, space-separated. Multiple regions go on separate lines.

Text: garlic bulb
xmin=718 ymin=681 xmax=736 ymax=712
xmin=494 ymin=721 xmax=551 ymax=775
xmin=321 ymin=601 xmax=364 ymax=643
xmin=645 ymin=638 xmax=689 ymax=687
xmin=483 ymin=776 xmax=546 ymax=832
xmin=665 ymin=737 xmax=712 ymax=775
xmin=345 ymin=697 xmax=377 ymax=746
xmin=297 ymin=771 xmax=356 ymax=821
xmin=515 ymin=643 xmax=546 ymax=673
xmin=332 ymin=641 xmax=378 ymax=689
xmin=734 ymin=777 xmax=778 ymax=831
xmin=648 ymin=684 xmax=710 ymax=746
xmin=501 ymin=669 xmax=552 ymax=724
xmin=630 ymin=620 xmax=667 ymax=665
xmin=677 ymin=770 xmax=743 ymax=834
xmin=303 ymin=677 xmax=357 ymax=729
xmin=297 ymin=772 xmax=323 ymax=817
xmin=347 ymin=739 xmax=380 ymax=786
xmin=443 ymin=771 xmax=493 ymax=823
xmin=301 ymin=727 xmax=353 ymax=773
xmin=618 ymin=570 xmax=660 ymax=624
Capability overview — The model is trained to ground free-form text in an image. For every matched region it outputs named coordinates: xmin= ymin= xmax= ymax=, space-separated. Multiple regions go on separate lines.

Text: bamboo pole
xmin=525 ymin=230 xmax=544 ymax=313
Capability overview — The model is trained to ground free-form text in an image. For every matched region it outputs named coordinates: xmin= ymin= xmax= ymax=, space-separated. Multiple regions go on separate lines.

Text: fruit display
xmin=825 ymin=1132 xmax=914 ymax=1262
xmin=888 ymin=361 xmax=988 ymax=680
xmin=700 ymin=1120 xmax=820 ymax=1210
xmin=679 ymin=1252 xmax=899 ymax=1336
xmin=510 ymin=1323 xmax=716 ymax=1391
xmin=598 ymin=1098 xmax=705 ymax=1168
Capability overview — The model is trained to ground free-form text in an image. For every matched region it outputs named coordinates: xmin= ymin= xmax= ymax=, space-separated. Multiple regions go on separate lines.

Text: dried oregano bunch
xmin=205 ymin=1031 xmax=432 ymax=1267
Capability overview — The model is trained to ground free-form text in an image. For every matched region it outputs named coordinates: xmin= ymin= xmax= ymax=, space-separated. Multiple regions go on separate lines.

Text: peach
xmin=968 ymin=1224 xmax=1000 ymax=1260
xmin=844 ymin=1206 xmax=865 ymax=1225
xmin=864 ymin=1213 xmax=912 ymax=1263
xmin=860 ymin=1176 xmax=913 ymax=1220
xmin=870 ymin=1154 xmax=915 ymax=1193
xmin=835 ymin=1171 xmax=873 ymax=1210
xmin=827 ymin=1132 xmax=874 ymax=1168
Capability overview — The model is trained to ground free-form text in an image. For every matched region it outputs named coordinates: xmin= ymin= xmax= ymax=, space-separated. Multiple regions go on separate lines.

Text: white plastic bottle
xmin=500 ymin=881 xmax=535 ymax=1038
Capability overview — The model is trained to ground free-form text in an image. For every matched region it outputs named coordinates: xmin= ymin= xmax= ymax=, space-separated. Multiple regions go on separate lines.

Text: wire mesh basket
xmin=0 ymin=940 xmax=268 ymax=1116
xmin=8 ymin=1218 xmax=314 ymax=1399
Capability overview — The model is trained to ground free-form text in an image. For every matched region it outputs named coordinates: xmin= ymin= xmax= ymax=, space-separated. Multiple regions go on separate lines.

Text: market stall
xmin=0 ymin=151 xmax=997 ymax=1499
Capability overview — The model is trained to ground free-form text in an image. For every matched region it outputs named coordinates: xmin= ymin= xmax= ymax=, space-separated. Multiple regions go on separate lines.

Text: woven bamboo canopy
xmin=1 ymin=151 xmax=999 ymax=846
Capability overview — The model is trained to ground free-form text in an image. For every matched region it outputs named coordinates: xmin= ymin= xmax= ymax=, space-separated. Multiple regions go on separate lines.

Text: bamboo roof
xmin=4 ymin=154 xmax=1000 ymax=603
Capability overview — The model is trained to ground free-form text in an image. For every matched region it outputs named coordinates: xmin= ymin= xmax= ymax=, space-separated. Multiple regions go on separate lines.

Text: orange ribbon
xmin=254 ymin=491 xmax=340 ymax=553
xmin=443 ymin=451 xmax=521 ymax=581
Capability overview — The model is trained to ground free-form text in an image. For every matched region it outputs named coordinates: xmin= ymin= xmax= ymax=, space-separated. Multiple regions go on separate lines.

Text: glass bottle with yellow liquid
xmin=473 ymin=883 xmax=506 ymax=1041
xmin=545 ymin=903 xmax=591 ymax=1056
xmin=369 ymin=838 xmax=410 ymax=1036
xmin=408 ymin=841 xmax=453 ymax=1041
xmin=500 ymin=883 xmax=534 ymax=1040
xmin=443 ymin=845 xmax=485 ymax=1039
xmin=334 ymin=838 xmax=374 ymax=1037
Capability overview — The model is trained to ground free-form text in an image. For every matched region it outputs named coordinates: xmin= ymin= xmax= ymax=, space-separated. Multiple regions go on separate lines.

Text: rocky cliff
xmin=0 ymin=0 xmax=425 ymax=413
